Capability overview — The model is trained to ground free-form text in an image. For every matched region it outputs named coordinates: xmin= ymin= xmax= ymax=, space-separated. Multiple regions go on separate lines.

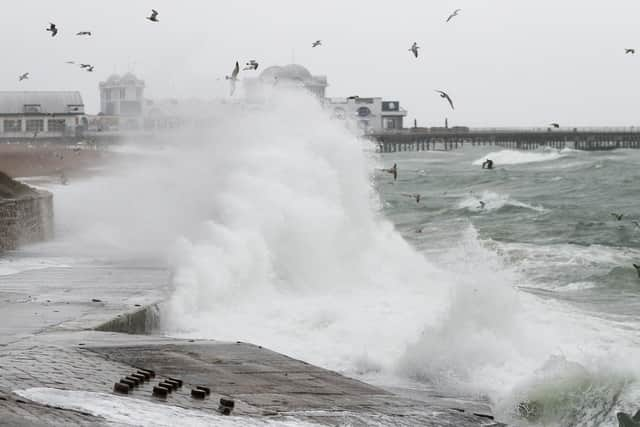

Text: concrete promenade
xmin=0 ymin=243 xmax=502 ymax=426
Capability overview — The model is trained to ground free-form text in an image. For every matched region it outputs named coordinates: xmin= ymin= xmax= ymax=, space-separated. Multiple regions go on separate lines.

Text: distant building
xmin=97 ymin=73 xmax=145 ymax=130
xmin=0 ymin=91 xmax=85 ymax=138
xmin=244 ymin=64 xmax=328 ymax=101
xmin=325 ymin=97 xmax=407 ymax=133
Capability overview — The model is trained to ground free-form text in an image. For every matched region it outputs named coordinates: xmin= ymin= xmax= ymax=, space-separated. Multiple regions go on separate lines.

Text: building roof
xmin=259 ymin=64 xmax=322 ymax=84
xmin=0 ymin=91 xmax=84 ymax=115
xmin=100 ymin=73 xmax=145 ymax=87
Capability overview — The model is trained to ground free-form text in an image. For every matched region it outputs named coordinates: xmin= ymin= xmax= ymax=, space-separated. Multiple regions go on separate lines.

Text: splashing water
xmin=472 ymin=149 xmax=569 ymax=166
xmin=52 ymin=89 xmax=640 ymax=426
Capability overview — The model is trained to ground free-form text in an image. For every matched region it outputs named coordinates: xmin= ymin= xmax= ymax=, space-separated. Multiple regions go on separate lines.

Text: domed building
xmin=244 ymin=64 xmax=328 ymax=100
xmin=99 ymin=73 xmax=145 ymax=129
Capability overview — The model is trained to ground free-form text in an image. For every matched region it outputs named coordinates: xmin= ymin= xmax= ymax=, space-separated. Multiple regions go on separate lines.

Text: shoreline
xmin=0 ymin=247 xmax=500 ymax=426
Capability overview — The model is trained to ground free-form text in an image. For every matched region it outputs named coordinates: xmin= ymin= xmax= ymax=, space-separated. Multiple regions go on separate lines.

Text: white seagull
xmin=312 ymin=40 xmax=322 ymax=48
xmin=146 ymin=9 xmax=159 ymax=22
xmin=435 ymin=90 xmax=455 ymax=110
xmin=409 ymin=42 xmax=419 ymax=58
xmin=225 ymin=61 xmax=240 ymax=96
xmin=18 ymin=73 xmax=29 ymax=81
xmin=243 ymin=60 xmax=259 ymax=71
xmin=46 ymin=22 xmax=58 ymax=37
xmin=446 ymin=9 xmax=462 ymax=23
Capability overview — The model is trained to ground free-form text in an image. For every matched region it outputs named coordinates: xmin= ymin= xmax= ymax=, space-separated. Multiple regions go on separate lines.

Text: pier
xmin=369 ymin=127 xmax=640 ymax=153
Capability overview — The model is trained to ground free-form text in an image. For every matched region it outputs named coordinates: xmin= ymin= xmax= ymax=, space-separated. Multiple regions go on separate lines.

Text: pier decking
xmin=369 ymin=127 xmax=640 ymax=152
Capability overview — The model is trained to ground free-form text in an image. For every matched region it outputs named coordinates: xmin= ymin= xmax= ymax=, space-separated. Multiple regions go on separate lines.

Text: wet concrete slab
xmin=0 ymin=246 xmax=504 ymax=426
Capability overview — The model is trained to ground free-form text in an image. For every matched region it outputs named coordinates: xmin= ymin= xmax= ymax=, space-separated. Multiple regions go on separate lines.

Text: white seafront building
xmin=0 ymin=91 xmax=86 ymax=139
xmin=86 ymin=65 xmax=407 ymax=136
xmin=325 ymin=97 xmax=407 ymax=134
xmin=243 ymin=64 xmax=407 ymax=134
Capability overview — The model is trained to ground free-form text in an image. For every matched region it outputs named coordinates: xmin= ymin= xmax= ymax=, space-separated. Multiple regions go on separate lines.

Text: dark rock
xmin=137 ymin=368 xmax=155 ymax=378
xmin=130 ymin=373 xmax=146 ymax=382
xmin=120 ymin=378 xmax=136 ymax=388
xmin=136 ymin=370 xmax=151 ymax=380
xmin=617 ymin=410 xmax=640 ymax=427
xmin=218 ymin=406 xmax=232 ymax=415
xmin=191 ymin=389 xmax=206 ymax=399
xmin=219 ymin=397 xmax=235 ymax=409
xmin=167 ymin=377 xmax=183 ymax=387
xmin=161 ymin=380 xmax=179 ymax=390
xmin=196 ymin=386 xmax=211 ymax=395
xmin=125 ymin=376 xmax=141 ymax=386
xmin=113 ymin=382 xmax=130 ymax=394
xmin=152 ymin=385 xmax=170 ymax=398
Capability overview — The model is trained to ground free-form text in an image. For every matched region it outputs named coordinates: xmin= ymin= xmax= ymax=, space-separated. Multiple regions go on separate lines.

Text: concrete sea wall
xmin=0 ymin=191 xmax=53 ymax=251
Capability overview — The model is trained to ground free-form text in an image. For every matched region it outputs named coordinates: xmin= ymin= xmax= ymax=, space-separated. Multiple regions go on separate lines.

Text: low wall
xmin=0 ymin=191 xmax=53 ymax=251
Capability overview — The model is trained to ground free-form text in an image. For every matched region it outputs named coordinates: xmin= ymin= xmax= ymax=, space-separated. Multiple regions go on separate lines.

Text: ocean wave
xmin=54 ymin=88 xmax=640 ymax=426
xmin=457 ymin=190 xmax=548 ymax=213
xmin=472 ymin=149 xmax=569 ymax=166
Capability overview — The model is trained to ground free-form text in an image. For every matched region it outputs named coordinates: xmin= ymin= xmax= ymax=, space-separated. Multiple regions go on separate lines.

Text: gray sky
xmin=2 ymin=0 xmax=640 ymax=126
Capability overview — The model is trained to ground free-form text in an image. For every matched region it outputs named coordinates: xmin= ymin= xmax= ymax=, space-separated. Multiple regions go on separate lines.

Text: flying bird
xmin=46 ymin=23 xmax=58 ymax=37
xmin=18 ymin=73 xmax=29 ymax=82
xmin=446 ymin=9 xmax=462 ymax=22
xmin=347 ymin=95 xmax=359 ymax=100
xmin=383 ymin=163 xmax=398 ymax=181
xmin=65 ymin=61 xmax=75 ymax=64
xmin=402 ymin=193 xmax=421 ymax=203
xmin=146 ymin=9 xmax=159 ymax=22
xmin=626 ymin=49 xmax=636 ymax=54
xmin=312 ymin=40 xmax=322 ymax=48
xmin=409 ymin=42 xmax=419 ymax=58
xmin=611 ymin=212 xmax=624 ymax=221
xmin=225 ymin=61 xmax=240 ymax=96
xmin=243 ymin=60 xmax=259 ymax=71
xmin=550 ymin=123 xmax=560 ymax=128
xmin=79 ymin=64 xmax=91 ymax=69
xmin=86 ymin=66 xmax=95 ymax=72
xmin=435 ymin=90 xmax=455 ymax=110
xmin=76 ymin=31 xmax=92 ymax=36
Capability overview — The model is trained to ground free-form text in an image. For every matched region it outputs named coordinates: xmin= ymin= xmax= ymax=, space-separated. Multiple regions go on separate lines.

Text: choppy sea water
xmin=380 ymin=147 xmax=640 ymax=426
xmin=13 ymin=92 xmax=640 ymax=426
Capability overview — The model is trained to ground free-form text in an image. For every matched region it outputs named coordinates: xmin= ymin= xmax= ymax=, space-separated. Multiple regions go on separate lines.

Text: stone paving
xmin=0 ymin=245 xmax=505 ymax=426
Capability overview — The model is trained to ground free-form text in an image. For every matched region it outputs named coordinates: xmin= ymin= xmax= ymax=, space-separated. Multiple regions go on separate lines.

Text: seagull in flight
xmin=46 ymin=23 xmax=58 ymax=37
xmin=65 ymin=61 xmax=76 ymax=64
xmin=146 ymin=9 xmax=159 ymax=22
xmin=76 ymin=31 xmax=92 ymax=36
xmin=611 ymin=212 xmax=624 ymax=221
xmin=18 ymin=73 xmax=29 ymax=81
xmin=446 ymin=9 xmax=462 ymax=22
xmin=225 ymin=61 xmax=240 ymax=96
xmin=435 ymin=90 xmax=455 ymax=110
xmin=79 ymin=64 xmax=92 ymax=69
xmin=402 ymin=193 xmax=422 ymax=203
xmin=312 ymin=40 xmax=322 ymax=48
xmin=84 ymin=65 xmax=95 ymax=72
xmin=626 ymin=49 xmax=636 ymax=54
xmin=243 ymin=60 xmax=259 ymax=71
xmin=550 ymin=123 xmax=560 ymax=128
xmin=409 ymin=42 xmax=419 ymax=58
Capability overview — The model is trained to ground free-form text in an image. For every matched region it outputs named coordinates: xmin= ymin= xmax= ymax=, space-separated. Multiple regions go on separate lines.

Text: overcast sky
xmin=2 ymin=0 xmax=640 ymax=126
